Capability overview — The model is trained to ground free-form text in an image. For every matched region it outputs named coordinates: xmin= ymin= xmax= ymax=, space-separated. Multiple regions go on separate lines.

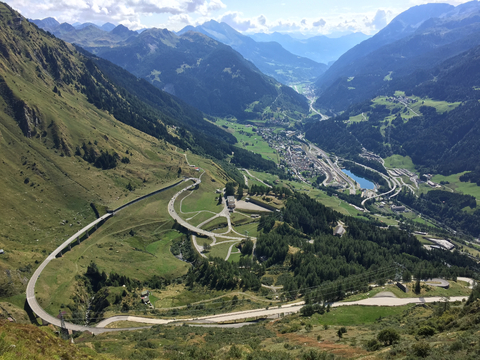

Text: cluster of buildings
xmin=360 ymin=151 xmax=383 ymax=163
xmin=385 ymin=95 xmax=418 ymax=105
xmin=255 ymin=128 xmax=323 ymax=182
xmin=389 ymin=168 xmax=419 ymax=187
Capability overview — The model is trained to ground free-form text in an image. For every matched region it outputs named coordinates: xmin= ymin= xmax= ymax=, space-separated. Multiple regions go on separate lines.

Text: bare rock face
xmin=0 ymin=75 xmax=41 ymax=137
xmin=15 ymin=100 xmax=41 ymax=137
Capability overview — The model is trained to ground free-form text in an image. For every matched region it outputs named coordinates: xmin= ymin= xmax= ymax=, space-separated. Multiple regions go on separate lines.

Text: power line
xmin=59 ymin=264 xmax=404 ymax=322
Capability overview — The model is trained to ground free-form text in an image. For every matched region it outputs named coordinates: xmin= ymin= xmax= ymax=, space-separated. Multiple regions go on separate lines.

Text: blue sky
xmin=6 ymin=0 xmax=472 ymax=35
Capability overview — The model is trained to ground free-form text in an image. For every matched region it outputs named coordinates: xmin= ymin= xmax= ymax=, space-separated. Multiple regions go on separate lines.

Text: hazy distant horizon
xmin=7 ymin=0 xmax=473 ymax=36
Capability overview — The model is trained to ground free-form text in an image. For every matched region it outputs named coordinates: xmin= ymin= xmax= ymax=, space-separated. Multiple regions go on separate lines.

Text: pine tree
xmin=415 ymin=278 xmax=421 ymax=294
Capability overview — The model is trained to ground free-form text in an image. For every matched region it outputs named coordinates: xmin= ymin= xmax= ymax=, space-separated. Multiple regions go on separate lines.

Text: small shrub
xmin=417 ymin=325 xmax=435 ymax=337
xmin=366 ymin=339 xmax=380 ymax=351
xmin=412 ymin=341 xmax=430 ymax=358
xmin=449 ymin=340 xmax=463 ymax=352
xmin=228 ymin=344 xmax=242 ymax=358
xmin=377 ymin=328 xmax=400 ymax=346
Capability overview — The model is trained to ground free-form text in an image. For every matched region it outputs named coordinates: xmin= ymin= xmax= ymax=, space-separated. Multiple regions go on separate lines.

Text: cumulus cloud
xmin=312 ymin=18 xmax=326 ymax=27
xmin=8 ymin=0 xmax=225 ymax=29
xmin=219 ymin=12 xmax=256 ymax=31
xmin=258 ymin=15 xmax=266 ymax=26
xmin=365 ymin=9 xmax=387 ymax=30
xmin=270 ymin=20 xmax=300 ymax=32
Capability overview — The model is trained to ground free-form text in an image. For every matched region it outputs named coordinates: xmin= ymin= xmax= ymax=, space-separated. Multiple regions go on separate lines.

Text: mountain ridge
xmin=31 ymin=19 xmax=309 ymax=120
xmin=314 ymin=1 xmax=480 ymax=112
xmin=249 ymin=31 xmax=370 ymax=64
xmin=177 ymin=20 xmax=328 ymax=84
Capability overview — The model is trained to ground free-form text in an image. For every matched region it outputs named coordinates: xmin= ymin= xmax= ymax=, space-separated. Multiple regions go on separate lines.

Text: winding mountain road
xmin=26 ymin=176 xmax=475 ymax=335
xmin=167 ymin=178 xmax=244 ymax=241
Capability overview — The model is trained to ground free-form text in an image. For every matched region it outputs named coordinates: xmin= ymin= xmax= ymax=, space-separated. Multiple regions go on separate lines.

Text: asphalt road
xmin=92 ymin=295 xmax=470 ymax=330
xmin=26 ymin=213 xmax=113 ymax=333
xmin=26 ymin=174 xmax=476 ymax=335
xmin=167 ymin=178 xmax=244 ymax=241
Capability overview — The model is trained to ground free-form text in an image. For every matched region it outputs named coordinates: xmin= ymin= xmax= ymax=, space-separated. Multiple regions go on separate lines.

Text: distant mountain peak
xmin=74 ymin=22 xmax=99 ymax=30
xmin=101 ymin=22 xmax=116 ymax=32
xmin=111 ymin=24 xmax=136 ymax=37
xmin=30 ymin=17 xmax=60 ymax=31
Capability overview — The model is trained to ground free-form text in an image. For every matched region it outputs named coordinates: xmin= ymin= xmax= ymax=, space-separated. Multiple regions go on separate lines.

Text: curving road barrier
xmin=25 ymin=177 xmax=475 ymax=334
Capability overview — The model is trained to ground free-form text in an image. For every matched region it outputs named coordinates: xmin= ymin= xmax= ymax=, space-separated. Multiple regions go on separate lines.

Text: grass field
xmin=145 ymin=230 xmax=183 ymax=254
xmin=212 ymin=119 xmax=279 ymax=163
xmin=180 ymin=173 xmax=225 ymax=213
xmin=343 ymin=280 xmax=471 ymax=302
xmin=233 ymin=222 xmax=260 ymax=237
xmin=35 ymin=185 xmax=191 ymax=317
xmin=208 ymin=241 xmax=239 ymax=259
xmin=187 ymin=211 xmax=218 ymax=227
xmin=313 ymin=305 xmax=412 ymax=326
xmin=201 ymin=216 xmax=229 ymax=231
xmin=432 ymin=172 xmax=480 ymax=201
xmin=151 ymin=284 xmax=231 ymax=309
xmin=384 ymin=155 xmax=416 ymax=172
xmin=230 ymin=212 xmax=252 ymax=226
xmin=227 ymin=252 xmax=242 ymax=263
xmin=249 ymin=170 xmax=279 ymax=184
xmin=305 ymin=188 xmax=360 ymax=216
xmin=409 ymin=97 xmax=461 ymax=114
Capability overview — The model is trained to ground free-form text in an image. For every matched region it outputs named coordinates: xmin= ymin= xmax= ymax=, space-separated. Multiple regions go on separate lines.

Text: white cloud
xmin=219 ymin=12 xmax=256 ymax=31
xmin=7 ymin=0 xmax=225 ymax=29
xmin=258 ymin=15 xmax=266 ymax=26
xmin=270 ymin=20 xmax=301 ymax=32
xmin=365 ymin=9 xmax=387 ymax=30
xmin=312 ymin=19 xmax=326 ymax=27
xmin=9 ymin=0 xmax=473 ymax=35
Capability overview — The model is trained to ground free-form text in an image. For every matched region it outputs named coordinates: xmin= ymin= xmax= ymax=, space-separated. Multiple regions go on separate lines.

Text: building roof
xmin=333 ymin=225 xmax=345 ymax=237
xmin=428 ymin=238 xmax=455 ymax=250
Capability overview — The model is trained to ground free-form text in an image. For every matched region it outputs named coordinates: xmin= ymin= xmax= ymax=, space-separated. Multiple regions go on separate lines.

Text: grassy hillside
xmin=0 ymin=320 xmax=115 ymax=359
xmin=80 ymin=29 xmax=309 ymax=120
xmin=0 ymin=2 xmax=234 ymax=309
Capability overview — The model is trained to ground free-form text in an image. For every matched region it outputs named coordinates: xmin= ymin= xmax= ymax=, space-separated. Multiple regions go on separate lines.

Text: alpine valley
xmin=1 ymin=1 xmax=480 ymax=360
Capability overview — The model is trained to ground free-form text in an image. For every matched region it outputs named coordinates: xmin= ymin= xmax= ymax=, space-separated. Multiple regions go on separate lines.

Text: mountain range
xmin=177 ymin=20 xmax=328 ymax=84
xmin=0 ymin=0 xmax=291 ymax=256
xmin=249 ymin=31 xmax=370 ymax=65
xmin=30 ymin=20 xmax=309 ymax=120
xmin=306 ymin=3 xmax=480 ymax=176
xmin=314 ymin=1 xmax=480 ymax=112
xmin=31 ymin=17 xmax=117 ymax=32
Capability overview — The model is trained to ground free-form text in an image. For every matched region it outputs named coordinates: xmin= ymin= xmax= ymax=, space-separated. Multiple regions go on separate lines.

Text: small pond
xmin=342 ymin=169 xmax=375 ymax=190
